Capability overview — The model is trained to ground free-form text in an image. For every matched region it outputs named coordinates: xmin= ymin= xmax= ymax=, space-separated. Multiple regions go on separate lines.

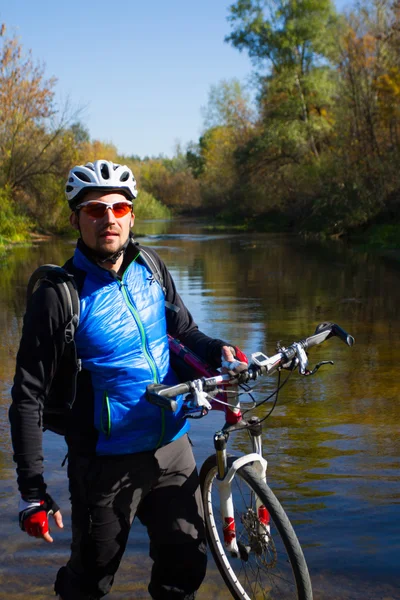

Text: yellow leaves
xmin=342 ymin=29 xmax=377 ymax=73
xmin=202 ymin=126 xmax=237 ymax=167
xmin=343 ymin=28 xmax=376 ymax=54
xmin=374 ymin=68 xmax=400 ymax=122
xmin=375 ymin=69 xmax=400 ymax=98
xmin=0 ymin=31 xmax=55 ymax=128
xmin=362 ymin=33 xmax=376 ymax=54
xmin=84 ymin=140 xmax=119 ymax=164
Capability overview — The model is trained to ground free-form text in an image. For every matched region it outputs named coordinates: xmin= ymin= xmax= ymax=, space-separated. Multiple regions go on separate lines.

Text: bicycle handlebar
xmin=304 ymin=322 xmax=355 ymax=349
xmin=147 ymin=382 xmax=192 ymax=412
xmin=146 ymin=322 xmax=354 ymax=412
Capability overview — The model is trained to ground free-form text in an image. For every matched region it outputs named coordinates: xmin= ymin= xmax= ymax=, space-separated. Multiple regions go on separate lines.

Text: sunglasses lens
xmin=81 ymin=203 xmax=107 ymax=218
xmin=112 ymin=202 xmax=132 ymax=217
xmin=80 ymin=202 xmax=132 ymax=218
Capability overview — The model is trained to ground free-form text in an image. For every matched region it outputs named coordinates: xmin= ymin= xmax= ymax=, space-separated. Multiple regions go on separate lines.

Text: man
xmin=9 ymin=160 xmax=247 ymax=600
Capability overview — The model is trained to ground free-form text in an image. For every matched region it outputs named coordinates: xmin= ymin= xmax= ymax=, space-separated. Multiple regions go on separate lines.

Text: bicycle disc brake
xmin=240 ymin=508 xmax=277 ymax=568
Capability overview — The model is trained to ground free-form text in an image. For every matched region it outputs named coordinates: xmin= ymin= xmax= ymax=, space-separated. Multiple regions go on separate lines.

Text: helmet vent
xmin=66 ymin=185 xmax=74 ymax=193
xmin=101 ymin=163 xmax=110 ymax=179
xmin=120 ymin=171 xmax=129 ymax=182
xmin=74 ymin=171 xmax=91 ymax=182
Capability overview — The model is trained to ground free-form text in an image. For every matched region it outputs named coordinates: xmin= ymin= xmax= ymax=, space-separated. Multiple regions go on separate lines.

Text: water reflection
xmin=0 ymin=219 xmax=399 ymax=599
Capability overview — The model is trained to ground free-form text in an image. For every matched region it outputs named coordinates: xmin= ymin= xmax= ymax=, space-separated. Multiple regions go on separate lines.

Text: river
xmin=0 ymin=219 xmax=399 ymax=599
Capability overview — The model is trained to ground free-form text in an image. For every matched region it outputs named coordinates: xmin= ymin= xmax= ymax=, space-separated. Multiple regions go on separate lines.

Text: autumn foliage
xmin=1 ymin=1 xmax=400 ymax=242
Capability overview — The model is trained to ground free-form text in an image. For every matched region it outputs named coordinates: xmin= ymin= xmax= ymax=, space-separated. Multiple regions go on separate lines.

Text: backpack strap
xmin=137 ymin=247 xmax=166 ymax=294
xmin=136 ymin=246 xmax=180 ymax=313
xmin=27 ymin=264 xmax=80 ymax=343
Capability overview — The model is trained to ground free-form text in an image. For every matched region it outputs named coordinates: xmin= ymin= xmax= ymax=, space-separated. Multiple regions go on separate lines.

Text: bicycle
xmin=146 ymin=322 xmax=355 ymax=600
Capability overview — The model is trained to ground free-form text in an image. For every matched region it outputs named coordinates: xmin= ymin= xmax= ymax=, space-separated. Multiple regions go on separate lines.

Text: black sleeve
xmin=9 ymin=284 xmax=65 ymax=501
xmin=141 ymin=247 xmax=228 ymax=367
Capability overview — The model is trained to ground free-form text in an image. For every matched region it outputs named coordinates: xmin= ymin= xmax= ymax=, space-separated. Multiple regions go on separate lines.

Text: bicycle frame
xmin=146 ymin=322 xmax=355 ymax=567
xmin=212 ymin=416 xmax=270 ymax=555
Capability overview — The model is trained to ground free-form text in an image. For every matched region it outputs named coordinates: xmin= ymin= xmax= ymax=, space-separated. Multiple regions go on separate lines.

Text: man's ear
xmin=131 ymin=213 xmax=135 ymax=228
xmin=70 ymin=211 xmax=79 ymax=230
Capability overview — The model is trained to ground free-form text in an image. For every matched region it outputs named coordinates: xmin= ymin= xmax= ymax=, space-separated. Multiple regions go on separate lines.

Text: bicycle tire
xmin=200 ymin=455 xmax=313 ymax=600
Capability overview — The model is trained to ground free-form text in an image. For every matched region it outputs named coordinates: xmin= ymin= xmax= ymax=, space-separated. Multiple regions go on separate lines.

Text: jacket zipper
xmin=119 ymin=278 xmax=159 ymax=383
xmin=101 ymin=391 xmax=111 ymax=438
xmin=119 ymin=276 xmax=166 ymax=446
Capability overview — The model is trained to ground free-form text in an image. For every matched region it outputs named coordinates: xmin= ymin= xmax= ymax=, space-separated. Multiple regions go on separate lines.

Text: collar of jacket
xmin=75 ymin=234 xmax=138 ymax=280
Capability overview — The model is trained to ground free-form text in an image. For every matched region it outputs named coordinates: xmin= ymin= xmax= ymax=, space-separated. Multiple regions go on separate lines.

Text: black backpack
xmin=27 ymin=260 xmax=83 ymax=435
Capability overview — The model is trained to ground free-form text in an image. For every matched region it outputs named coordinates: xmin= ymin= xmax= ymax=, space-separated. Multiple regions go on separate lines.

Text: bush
xmin=0 ymin=187 xmax=32 ymax=241
xmin=360 ymin=224 xmax=400 ymax=249
xmin=134 ymin=190 xmax=171 ymax=220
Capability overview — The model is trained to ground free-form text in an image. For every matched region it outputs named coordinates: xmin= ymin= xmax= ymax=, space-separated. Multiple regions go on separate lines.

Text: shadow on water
xmin=0 ymin=219 xmax=399 ymax=598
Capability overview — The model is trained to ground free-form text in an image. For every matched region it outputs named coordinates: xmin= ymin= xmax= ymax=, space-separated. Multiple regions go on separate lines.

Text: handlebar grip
xmin=314 ymin=322 xmax=355 ymax=347
xmin=146 ymin=383 xmax=191 ymax=412
xmin=331 ymin=323 xmax=355 ymax=347
xmin=303 ymin=322 xmax=355 ymax=350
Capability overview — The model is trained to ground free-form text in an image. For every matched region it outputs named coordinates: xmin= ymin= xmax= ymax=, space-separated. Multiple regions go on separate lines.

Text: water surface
xmin=0 ymin=219 xmax=399 ymax=599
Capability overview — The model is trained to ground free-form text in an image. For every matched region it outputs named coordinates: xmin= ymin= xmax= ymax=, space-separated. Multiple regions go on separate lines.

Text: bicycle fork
xmin=214 ymin=417 xmax=271 ymax=556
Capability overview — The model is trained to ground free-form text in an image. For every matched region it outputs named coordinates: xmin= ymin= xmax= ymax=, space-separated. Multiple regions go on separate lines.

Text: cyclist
xmin=9 ymin=159 xmax=247 ymax=600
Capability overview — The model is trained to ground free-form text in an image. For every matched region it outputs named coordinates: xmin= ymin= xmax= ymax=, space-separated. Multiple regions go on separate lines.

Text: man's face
xmin=70 ymin=190 xmax=134 ymax=258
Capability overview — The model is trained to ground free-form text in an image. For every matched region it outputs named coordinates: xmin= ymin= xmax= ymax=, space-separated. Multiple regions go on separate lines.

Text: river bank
xmin=1 ymin=219 xmax=399 ymax=265
xmin=204 ymin=217 xmax=400 ymax=262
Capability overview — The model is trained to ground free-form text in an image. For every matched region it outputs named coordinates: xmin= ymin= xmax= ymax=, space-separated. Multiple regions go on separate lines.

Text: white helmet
xmin=65 ymin=159 xmax=138 ymax=208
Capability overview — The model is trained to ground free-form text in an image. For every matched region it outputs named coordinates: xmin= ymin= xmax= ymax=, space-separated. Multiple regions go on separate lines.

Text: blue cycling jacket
xmin=10 ymin=238 xmax=226 ymax=500
xmin=73 ymin=246 xmax=189 ymax=455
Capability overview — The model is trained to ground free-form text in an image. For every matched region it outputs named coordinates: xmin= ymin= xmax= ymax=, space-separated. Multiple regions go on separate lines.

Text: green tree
xmin=202 ymin=78 xmax=254 ymax=135
xmin=226 ymin=0 xmax=341 ymax=159
xmin=197 ymin=126 xmax=240 ymax=210
xmin=137 ymin=156 xmax=201 ymax=211
xmin=188 ymin=79 xmax=256 ymax=213
xmin=70 ymin=122 xmax=90 ymax=145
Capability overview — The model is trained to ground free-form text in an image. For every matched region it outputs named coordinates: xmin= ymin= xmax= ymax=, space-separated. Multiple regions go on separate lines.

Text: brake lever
xmin=184 ymin=406 xmax=209 ymax=419
xmin=303 ymin=360 xmax=334 ymax=376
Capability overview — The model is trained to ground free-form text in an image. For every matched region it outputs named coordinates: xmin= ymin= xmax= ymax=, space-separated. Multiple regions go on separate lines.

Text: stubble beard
xmin=94 ymin=230 xmax=130 ymax=260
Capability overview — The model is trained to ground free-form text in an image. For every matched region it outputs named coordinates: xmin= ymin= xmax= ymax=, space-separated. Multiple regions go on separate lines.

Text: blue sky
xmin=1 ymin=0 xmax=349 ymax=159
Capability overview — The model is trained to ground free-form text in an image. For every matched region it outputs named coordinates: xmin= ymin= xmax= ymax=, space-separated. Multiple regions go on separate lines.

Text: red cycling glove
xmin=19 ymin=494 xmax=59 ymax=537
xmin=232 ymin=346 xmax=248 ymax=364
xmin=221 ymin=345 xmax=249 ymax=373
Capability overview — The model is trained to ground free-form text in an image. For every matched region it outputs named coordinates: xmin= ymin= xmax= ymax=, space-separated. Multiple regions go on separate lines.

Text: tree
xmin=226 ymin=0 xmax=341 ymax=159
xmin=0 ymin=24 xmax=77 ymax=206
xmin=198 ymin=126 xmax=240 ymax=209
xmin=202 ymin=78 xmax=254 ymax=136
xmin=331 ymin=0 xmax=400 ymax=222
xmin=70 ymin=122 xmax=90 ymax=145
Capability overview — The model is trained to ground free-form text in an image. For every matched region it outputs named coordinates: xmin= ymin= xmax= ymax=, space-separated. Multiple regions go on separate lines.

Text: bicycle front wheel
xmin=200 ymin=455 xmax=313 ymax=600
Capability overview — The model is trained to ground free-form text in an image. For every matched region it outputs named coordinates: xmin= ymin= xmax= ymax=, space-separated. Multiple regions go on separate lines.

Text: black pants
xmin=54 ymin=434 xmax=207 ymax=599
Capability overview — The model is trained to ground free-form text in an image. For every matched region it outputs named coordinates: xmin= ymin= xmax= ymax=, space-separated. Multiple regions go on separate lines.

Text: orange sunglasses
xmin=76 ymin=200 xmax=133 ymax=219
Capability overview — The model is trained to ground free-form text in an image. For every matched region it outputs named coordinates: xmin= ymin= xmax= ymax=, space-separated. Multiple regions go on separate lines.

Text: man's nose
xmin=103 ymin=207 xmax=116 ymax=223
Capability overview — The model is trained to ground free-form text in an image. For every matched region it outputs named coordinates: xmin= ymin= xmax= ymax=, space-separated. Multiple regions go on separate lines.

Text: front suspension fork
xmin=214 ymin=417 xmax=270 ymax=555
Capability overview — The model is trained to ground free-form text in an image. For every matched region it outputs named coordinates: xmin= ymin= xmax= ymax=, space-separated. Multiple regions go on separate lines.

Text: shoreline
xmin=1 ymin=223 xmax=399 ymax=265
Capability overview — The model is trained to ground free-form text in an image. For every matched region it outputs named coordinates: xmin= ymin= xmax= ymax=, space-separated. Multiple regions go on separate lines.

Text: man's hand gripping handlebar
xmin=146 ymin=322 xmax=355 ymax=413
